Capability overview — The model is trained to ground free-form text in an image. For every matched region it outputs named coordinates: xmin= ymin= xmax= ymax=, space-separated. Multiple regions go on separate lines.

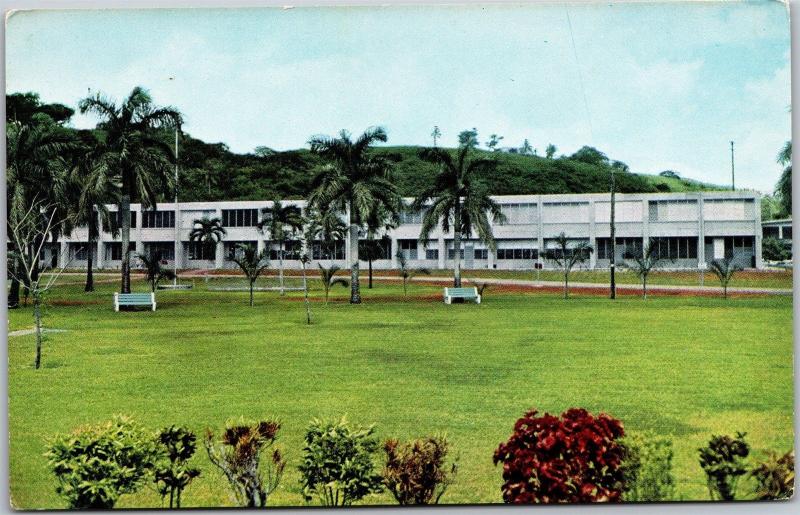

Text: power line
xmin=565 ymin=5 xmax=594 ymax=142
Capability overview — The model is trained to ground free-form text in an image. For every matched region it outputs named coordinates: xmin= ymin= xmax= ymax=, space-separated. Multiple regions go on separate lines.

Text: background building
xmin=57 ymin=191 xmax=762 ymax=271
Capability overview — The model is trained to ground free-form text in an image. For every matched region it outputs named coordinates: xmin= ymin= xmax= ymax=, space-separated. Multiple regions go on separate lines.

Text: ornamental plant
xmin=153 ymin=425 xmax=201 ymax=508
xmin=204 ymin=418 xmax=286 ymax=507
xmin=750 ymin=449 xmax=794 ymax=500
xmin=493 ymin=407 xmax=626 ymax=503
xmin=383 ymin=435 xmax=458 ymax=505
xmin=620 ymin=431 xmax=676 ymax=502
xmin=45 ymin=415 xmax=159 ymax=509
xmin=697 ymin=432 xmax=750 ymax=500
xmin=298 ymin=416 xmax=384 ymax=506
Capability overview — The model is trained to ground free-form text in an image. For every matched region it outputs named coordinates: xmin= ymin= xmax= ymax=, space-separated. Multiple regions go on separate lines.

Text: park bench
xmin=114 ymin=292 xmax=156 ymax=312
xmin=443 ymin=287 xmax=481 ymax=304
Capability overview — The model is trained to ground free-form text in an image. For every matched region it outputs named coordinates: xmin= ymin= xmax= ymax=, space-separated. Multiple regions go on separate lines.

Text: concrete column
xmin=215 ymin=208 xmax=224 ymax=269
xmin=390 ymin=238 xmax=399 ymax=268
xmin=754 ymin=195 xmax=763 ymax=269
xmin=588 ymin=200 xmax=597 ymax=269
xmin=487 ymin=244 xmax=495 ymax=269
xmin=60 ymin=241 xmax=68 ymax=268
xmin=641 ymin=199 xmax=650 ymax=244
xmin=174 ymin=203 xmax=182 ymax=269
xmin=537 ymin=197 xmax=545 ymax=267
xmin=96 ymin=224 xmax=105 ymax=269
xmin=697 ymin=196 xmax=706 ymax=267
xmin=437 ymin=236 xmax=445 ymax=269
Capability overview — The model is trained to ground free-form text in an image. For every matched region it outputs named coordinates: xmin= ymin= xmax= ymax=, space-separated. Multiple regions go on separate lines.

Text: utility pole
xmin=173 ymin=127 xmax=179 ymax=287
xmin=730 ymin=140 xmax=735 ymax=191
xmin=609 ymin=166 xmax=616 ymax=299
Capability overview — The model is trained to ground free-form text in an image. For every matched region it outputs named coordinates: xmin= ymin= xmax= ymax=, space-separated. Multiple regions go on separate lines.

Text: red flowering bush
xmin=493 ymin=408 xmax=626 ymax=503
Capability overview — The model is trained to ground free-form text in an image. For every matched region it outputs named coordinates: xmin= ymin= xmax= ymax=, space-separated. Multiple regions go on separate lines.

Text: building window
xmin=597 ymin=237 xmax=643 ymax=259
xmin=398 ymin=239 xmax=418 ymax=260
xmin=224 ymin=241 xmax=257 ymax=260
xmin=474 ymin=249 xmax=489 ymax=260
xmin=270 ymin=240 xmax=302 ymax=260
xmin=648 ymin=200 xmax=697 ymax=222
xmin=312 ymin=240 xmax=345 ymax=260
xmin=703 ymin=199 xmax=755 ymax=221
xmin=106 ymin=242 xmax=136 ymax=261
xmin=763 ymin=227 xmax=780 ymax=239
xmin=425 ymin=248 xmax=439 ymax=260
xmin=652 ymin=237 xmax=698 ymax=259
xmin=142 ymin=210 xmax=175 ymax=228
xmin=399 ymin=207 xmax=426 ymax=224
xmin=447 ymin=248 xmax=464 ymax=259
xmin=782 ymin=227 xmax=792 ymax=240
xmin=358 ymin=238 xmax=391 ymax=260
xmin=497 ymin=248 xmax=539 ymax=260
xmin=222 ymin=209 xmax=259 ymax=227
xmin=70 ymin=243 xmax=89 ymax=260
xmin=542 ymin=202 xmax=589 ymax=223
xmin=186 ymin=242 xmax=215 ymax=260
xmin=499 ymin=203 xmax=537 ymax=225
xmin=110 ymin=211 xmax=137 ymax=231
xmin=144 ymin=242 xmax=175 ymax=260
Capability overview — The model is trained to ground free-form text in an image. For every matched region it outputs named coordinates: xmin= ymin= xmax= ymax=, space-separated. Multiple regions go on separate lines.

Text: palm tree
xmin=258 ymin=200 xmax=303 ymax=296
xmin=230 ymin=244 xmax=270 ymax=307
xmin=626 ymin=239 xmax=664 ymax=299
xmin=396 ymin=252 xmax=431 ymax=297
xmin=6 ymin=117 xmax=75 ymax=308
xmin=300 ymin=254 xmax=312 ymax=324
xmin=776 ymin=142 xmax=791 ymax=215
xmin=70 ymin=143 xmax=119 ymax=292
xmin=317 ymin=264 xmax=349 ymax=305
xmin=79 ymin=87 xmax=182 ymax=294
xmin=412 ymin=145 xmax=505 ymax=287
xmin=542 ymin=232 xmax=593 ymax=299
xmin=138 ymin=252 xmax=176 ymax=292
xmin=431 ymin=126 xmax=441 ymax=147
xmin=307 ymin=127 xmax=400 ymax=303
xmin=304 ymin=207 xmax=347 ymax=266
xmin=708 ymin=255 xmax=742 ymax=299
xmin=189 ymin=217 xmax=226 ymax=263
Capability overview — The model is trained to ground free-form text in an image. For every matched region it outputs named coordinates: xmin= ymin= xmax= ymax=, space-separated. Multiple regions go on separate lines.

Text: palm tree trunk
xmin=120 ymin=195 xmax=132 ymax=294
xmin=250 ymin=282 xmax=254 ymax=307
xmin=8 ymin=252 xmax=21 ymax=308
xmin=348 ymin=208 xmax=361 ymax=304
xmin=453 ymin=203 xmax=462 ymax=288
xmin=368 ymin=259 xmax=373 ymax=289
xmin=33 ymin=290 xmax=42 ymax=369
xmin=564 ymin=271 xmax=569 ymax=299
xmin=643 ymin=276 xmax=647 ymax=300
xmin=85 ymin=215 xmax=95 ymax=292
xmin=301 ymin=262 xmax=311 ymax=324
xmin=279 ymin=241 xmax=285 ymax=296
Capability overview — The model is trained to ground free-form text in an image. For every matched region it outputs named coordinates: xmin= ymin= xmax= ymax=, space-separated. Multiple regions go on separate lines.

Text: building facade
xmin=55 ymin=191 xmax=762 ymax=271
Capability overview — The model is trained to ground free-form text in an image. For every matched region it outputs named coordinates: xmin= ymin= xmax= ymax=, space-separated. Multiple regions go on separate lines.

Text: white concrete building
xmin=53 ymin=191 xmax=762 ymax=271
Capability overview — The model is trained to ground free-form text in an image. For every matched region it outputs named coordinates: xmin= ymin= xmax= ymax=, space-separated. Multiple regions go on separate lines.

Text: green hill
xmin=176 ymin=139 xmax=724 ymax=202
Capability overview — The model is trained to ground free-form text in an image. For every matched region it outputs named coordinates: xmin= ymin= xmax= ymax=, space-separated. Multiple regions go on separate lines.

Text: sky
xmin=6 ymin=2 xmax=792 ymax=193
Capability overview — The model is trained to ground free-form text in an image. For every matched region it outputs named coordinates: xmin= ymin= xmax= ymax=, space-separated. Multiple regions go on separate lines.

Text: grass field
xmin=7 ymin=275 xmax=794 ymax=508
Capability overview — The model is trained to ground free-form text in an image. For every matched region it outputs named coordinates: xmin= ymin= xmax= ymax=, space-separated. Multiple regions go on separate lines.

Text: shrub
xmin=45 ymin=415 xmax=158 ymax=509
xmin=620 ymin=431 xmax=676 ymax=502
xmin=698 ymin=432 xmax=750 ymax=500
xmin=493 ymin=407 xmax=626 ymax=503
xmin=762 ymin=237 xmax=792 ymax=261
xmin=750 ymin=450 xmax=794 ymax=500
xmin=204 ymin=418 xmax=286 ymax=507
xmin=154 ymin=425 xmax=201 ymax=508
xmin=383 ymin=435 xmax=458 ymax=504
xmin=298 ymin=416 xmax=383 ymax=506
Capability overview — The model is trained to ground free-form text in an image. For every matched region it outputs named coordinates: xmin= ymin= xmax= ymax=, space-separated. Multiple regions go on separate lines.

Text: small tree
xmin=204 ymin=419 xmax=286 ymax=508
xmin=300 ymin=254 xmax=312 ymax=324
xmin=620 ymin=431 xmax=676 ymax=502
xmin=698 ymin=432 xmax=750 ymax=501
xmin=494 ymin=407 xmax=626 ymax=503
xmin=8 ymin=201 xmax=73 ymax=369
xmin=708 ymin=255 xmax=742 ymax=299
xmin=397 ymin=251 xmax=430 ymax=297
xmin=298 ymin=417 xmax=384 ymax=506
xmin=626 ymin=239 xmax=664 ymax=299
xmin=45 ymin=415 xmax=158 ymax=509
xmin=259 ymin=199 xmax=303 ymax=296
xmin=230 ymin=244 xmax=270 ymax=306
xmin=542 ymin=232 xmax=593 ymax=299
xmin=189 ymin=216 xmax=226 ymax=250
xmin=154 ymin=426 xmax=201 ymax=508
xmin=750 ymin=450 xmax=794 ymax=500
xmin=762 ymin=237 xmax=792 ymax=262
xmin=318 ymin=263 xmax=349 ymax=305
xmin=138 ymin=252 xmax=176 ymax=292
xmin=383 ymin=435 xmax=457 ymax=505
xmin=545 ymin=143 xmax=557 ymax=159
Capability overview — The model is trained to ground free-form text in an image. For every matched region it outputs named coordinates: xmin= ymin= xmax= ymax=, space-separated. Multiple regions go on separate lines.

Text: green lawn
xmin=7 ymin=277 xmax=794 ymax=508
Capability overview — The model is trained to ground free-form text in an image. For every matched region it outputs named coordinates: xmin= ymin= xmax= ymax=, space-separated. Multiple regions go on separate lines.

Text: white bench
xmin=444 ymin=287 xmax=481 ymax=304
xmin=114 ymin=292 xmax=156 ymax=311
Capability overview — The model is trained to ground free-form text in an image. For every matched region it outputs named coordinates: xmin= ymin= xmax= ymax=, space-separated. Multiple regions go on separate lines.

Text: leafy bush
xmin=298 ymin=416 xmax=384 ymax=506
xmin=493 ymin=407 xmax=626 ymax=503
xmin=45 ymin=415 xmax=159 ymax=508
xmin=750 ymin=449 xmax=794 ymax=500
xmin=762 ymin=237 xmax=792 ymax=261
xmin=383 ymin=435 xmax=458 ymax=504
xmin=154 ymin=425 xmax=201 ymax=508
xmin=698 ymin=432 xmax=750 ymax=500
xmin=204 ymin=418 xmax=286 ymax=507
xmin=620 ymin=431 xmax=676 ymax=502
